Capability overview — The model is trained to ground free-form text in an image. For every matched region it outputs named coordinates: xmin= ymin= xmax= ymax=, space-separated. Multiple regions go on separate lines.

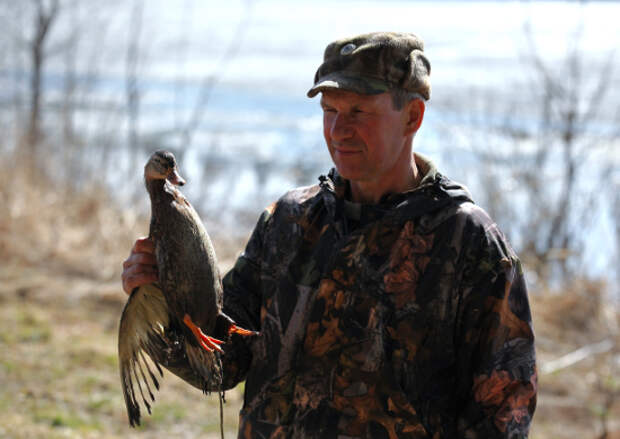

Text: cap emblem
xmin=340 ymin=43 xmax=356 ymax=56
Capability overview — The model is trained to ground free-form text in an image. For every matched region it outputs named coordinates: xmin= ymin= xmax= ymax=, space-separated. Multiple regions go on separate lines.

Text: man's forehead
xmin=320 ymin=89 xmax=389 ymax=105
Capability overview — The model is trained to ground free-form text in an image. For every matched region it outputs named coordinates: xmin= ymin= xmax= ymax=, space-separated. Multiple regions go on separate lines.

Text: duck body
xmin=118 ymin=150 xmax=254 ymax=428
xmin=146 ymin=175 xmax=226 ymax=384
xmin=148 ymin=176 xmax=221 ymax=335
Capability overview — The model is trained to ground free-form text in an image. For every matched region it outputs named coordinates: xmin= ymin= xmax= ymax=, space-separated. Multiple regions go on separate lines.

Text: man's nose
xmin=329 ymin=114 xmax=354 ymax=141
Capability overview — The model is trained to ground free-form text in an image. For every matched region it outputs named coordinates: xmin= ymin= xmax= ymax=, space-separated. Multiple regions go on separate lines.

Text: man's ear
xmin=404 ymin=99 xmax=425 ymax=136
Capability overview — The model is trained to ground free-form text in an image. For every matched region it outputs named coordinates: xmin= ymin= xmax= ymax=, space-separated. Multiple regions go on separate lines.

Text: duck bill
xmin=168 ymin=168 xmax=186 ymax=186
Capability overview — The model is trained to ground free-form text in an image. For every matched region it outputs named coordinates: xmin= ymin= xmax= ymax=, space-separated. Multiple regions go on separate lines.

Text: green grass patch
xmin=33 ymin=409 xmax=102 ymax=432
xmin=10 ymin=308 xmax=53 ymax=343
xmin=87 ymin=395 xmax=115 ymax=413
xmin=103 ymin=353 xmax=118 ymax=368
xmin=0 ymin=358 xmax=17 ymax=374
xmin=0 ymin=395 xmax=10 ymax=412
xmin=150 ymin=402 xmax=188 ymax=423
xmin=18 ymin=325 xmax=52 ymax=343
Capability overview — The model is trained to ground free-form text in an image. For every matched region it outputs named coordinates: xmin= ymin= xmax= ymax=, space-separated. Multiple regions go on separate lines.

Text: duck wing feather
xmin=118 ymin=284 xmax=224 ymax=427
xmin=118 ymin=284 xmax=170 ymax=426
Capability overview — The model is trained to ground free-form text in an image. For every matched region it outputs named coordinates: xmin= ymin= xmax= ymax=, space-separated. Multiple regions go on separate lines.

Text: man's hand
xmin=121 ymin=237 xmax=158 ymax=295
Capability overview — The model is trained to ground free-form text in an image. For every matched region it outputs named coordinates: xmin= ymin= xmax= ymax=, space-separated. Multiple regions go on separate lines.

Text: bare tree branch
xmin=125 ymin=0 xmax=143 ymax=178
xmin=26 ymin=0 xmax=60 ymax=167
xmin=178 ymin=0 xmax=256 ymax=155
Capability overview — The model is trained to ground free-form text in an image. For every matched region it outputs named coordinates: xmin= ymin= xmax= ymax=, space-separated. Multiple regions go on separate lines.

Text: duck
xmin=118 ymin=150 xmax=255 ymax=427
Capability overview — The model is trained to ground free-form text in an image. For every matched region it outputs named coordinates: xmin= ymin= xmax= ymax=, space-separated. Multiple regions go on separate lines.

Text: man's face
xmin=320 ymin=89 xmax=413 ymax=185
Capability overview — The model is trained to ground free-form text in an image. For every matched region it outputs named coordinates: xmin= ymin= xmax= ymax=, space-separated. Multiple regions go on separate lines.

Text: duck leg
xmin=229 ymin=325 xmax=256 ymax=336
xmin=183 ymin=314 xmax=224 ymax=353
xmin=215 ymin=312 xmax=258 ymax=338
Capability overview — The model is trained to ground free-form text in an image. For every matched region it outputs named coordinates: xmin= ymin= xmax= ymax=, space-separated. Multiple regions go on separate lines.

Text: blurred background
xmin=0 ymin=0 xmax=618 ymax=438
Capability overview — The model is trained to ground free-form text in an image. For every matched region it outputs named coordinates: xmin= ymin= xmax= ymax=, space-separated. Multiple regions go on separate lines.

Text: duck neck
xmin=146 ymin=178 xmax=168 ymax=206
xmin=145 ymin=178 xmax=168 ymax=240
xmin=146 ymin=176 xmax=164 ymax=192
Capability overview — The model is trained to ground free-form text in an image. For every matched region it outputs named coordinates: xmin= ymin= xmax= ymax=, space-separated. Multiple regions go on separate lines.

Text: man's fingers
xmin=123 ymin=269 xmax=159 ymax=295
xmin=121 ymin=242 xmax=158 ymax=295
xmin=123 ymin=251 xmax=157 ymax=269
xmin=133 ymin=237 xmax=155 ymax=254
xmin=122 ymin=237 xmax=158 ymax=295
xmin=123 ymin=276 xmax=156 ymax=295
xmin=123 ymin=261 xmax=158 ymax=279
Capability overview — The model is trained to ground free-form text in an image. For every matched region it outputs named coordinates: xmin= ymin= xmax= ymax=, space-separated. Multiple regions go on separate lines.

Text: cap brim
xmin=307 ymin=72 xmax=390 ymax=98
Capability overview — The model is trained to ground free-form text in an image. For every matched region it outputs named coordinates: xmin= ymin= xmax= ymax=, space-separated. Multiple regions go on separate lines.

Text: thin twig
xmin=541 ymin=339 xmax=614 ymax=375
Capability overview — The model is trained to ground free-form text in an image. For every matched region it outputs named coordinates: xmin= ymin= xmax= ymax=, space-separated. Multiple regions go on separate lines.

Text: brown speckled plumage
xmin=118 ymin=150 xmax=250 ymax=428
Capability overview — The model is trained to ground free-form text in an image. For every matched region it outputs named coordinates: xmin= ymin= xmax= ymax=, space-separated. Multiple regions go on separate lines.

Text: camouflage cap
xmin=307 ymin=32 xmax=431 ymax=100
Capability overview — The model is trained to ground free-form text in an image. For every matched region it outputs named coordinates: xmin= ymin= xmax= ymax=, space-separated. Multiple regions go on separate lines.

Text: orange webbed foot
xmin=183 ymin=314 xmax=224 ymax=353
xmin=229 ymin=324 xmax=258 ymax=337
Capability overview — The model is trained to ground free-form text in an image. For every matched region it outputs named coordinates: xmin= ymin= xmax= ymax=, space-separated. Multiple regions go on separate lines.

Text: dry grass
xmin=530 ymin=282 xmax=620 ymax=439
xmin=0 ymin=268 xmax=244 ymax=439
xmin=0 ymin=163 xmax=619 ymax=438
xmin=0 ymin=163 xmax=144 ymax=279
xmin=0 ymin=165 xmax=245 ymax=438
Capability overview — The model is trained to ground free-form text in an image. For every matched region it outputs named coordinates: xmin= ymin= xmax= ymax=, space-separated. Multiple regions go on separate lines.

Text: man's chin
xmin=335 ymin=166 xmax=365 ymax=182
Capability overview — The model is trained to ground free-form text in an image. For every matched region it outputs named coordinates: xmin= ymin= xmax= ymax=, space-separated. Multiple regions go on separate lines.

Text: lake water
xmin=107 ymin=2 xmax=617 ymax=187
xmin=4 ymin=0 xmax=619 ymax=285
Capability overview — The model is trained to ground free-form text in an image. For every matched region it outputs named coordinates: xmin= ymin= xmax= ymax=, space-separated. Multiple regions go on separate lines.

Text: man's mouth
xmin=333 ymin=144 xmax=363 ymax=154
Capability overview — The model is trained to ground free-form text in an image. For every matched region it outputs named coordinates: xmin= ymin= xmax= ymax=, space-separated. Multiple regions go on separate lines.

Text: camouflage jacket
xmin=163 ymin=155 xmax=537 ymax=438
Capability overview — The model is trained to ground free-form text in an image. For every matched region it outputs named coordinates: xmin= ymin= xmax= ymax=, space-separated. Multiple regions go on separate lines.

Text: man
xmin=122 ymin=32 xmax=537 ymax=438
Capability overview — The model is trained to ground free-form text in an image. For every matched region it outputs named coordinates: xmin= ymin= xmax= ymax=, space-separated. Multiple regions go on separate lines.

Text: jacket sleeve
xmin=218 ymin=207 xmax=270 ymax=388
xmin=455 ymin=219 xmax=537 ymax=438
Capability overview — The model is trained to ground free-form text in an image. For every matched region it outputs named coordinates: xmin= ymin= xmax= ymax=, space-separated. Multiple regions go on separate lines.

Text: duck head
xmin=144 ymin=150 xmax=186 ymax=186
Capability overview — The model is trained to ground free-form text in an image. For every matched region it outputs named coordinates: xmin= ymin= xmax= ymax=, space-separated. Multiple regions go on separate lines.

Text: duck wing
xmin=118 ymin=283 xmax=170 ymax=427
xmin=118 ymin=283 xmax=225 ymax=427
